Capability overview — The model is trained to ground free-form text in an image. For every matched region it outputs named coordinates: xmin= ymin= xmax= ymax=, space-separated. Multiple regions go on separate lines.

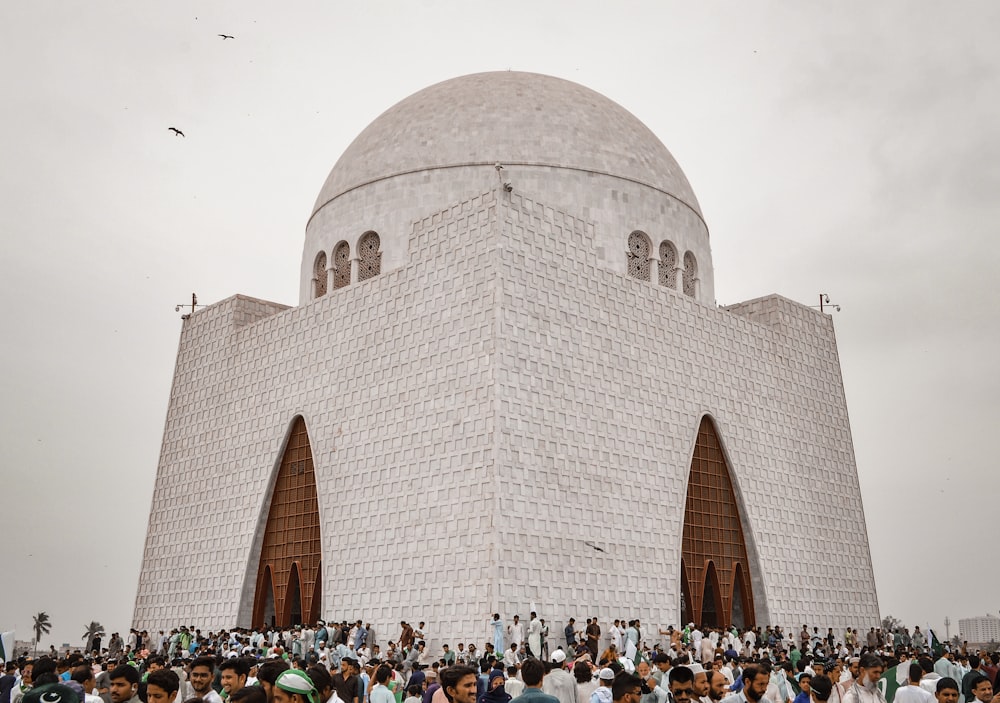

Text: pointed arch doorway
xmin=252 ymin=417 xmax=323 ymax=628
xmin=680 ymin=417 xmax=756 ymax=628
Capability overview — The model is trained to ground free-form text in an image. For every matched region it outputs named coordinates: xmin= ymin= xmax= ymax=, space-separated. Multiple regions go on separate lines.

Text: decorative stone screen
xmin=333 ymin=242 xmax=350 ymax=289
xmin=314 ymin=252 xmax=327 ymax=298
xmin=659 ymin=241 xmax=678 ymax=289
xmin=680 ymin=417 xmax=755 ymax=628
xmin=627 ymin=231 xmax=651 ymax=281
xmin=683 ymin=251 xmax=697 ymax=297
xmin=252 ymin=417 xmax=322 ymax=627
xmin=358 ymin=231 xmax=381 ymax=281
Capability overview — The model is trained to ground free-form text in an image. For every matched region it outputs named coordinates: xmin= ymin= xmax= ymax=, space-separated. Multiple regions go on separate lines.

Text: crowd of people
xmin=3 ymin=618 xmax=999 ymax=703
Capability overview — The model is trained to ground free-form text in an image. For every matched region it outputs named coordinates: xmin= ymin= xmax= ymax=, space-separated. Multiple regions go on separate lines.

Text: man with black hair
xmin=564 ymin=621 xmax=576 ymax=650
xmin=961 ymin=657 xmax=987 ymax=703
xmin=2 ymin=663 xmax=19 ymax=703
xmin=707 ymin=671 xmax=728 ymax=703
xmin=220 ymin=658 xmax=250 ymax=698
xmin=187 ymin=656 xmax=223 ymax=703
xmin=669 ymin=665 xmax=696 ymax=703
xmin=935 ymin=679 xmax=959 ymax=703
xmin=70 ymin=666 xmax=102 ymax=703
xmin=895 ymin=663 xmax=933 ymax=703
xmin=439 ymin=666 xmax=478 ymax=703
xmin=257 ymin=660 xmax=290 ymax=703
xmin=809 ymin=676 xmax=833 ymax=703
xmin=966 ymin=676 xmax=992 ymax=703
xmin=230 ymin=689 xmax=268 ymax=703
xmin=108 ymin=666 xmax=140 ymax=703
xmin=612 ymin=675 xmax=645 ymax=703
xmin=511 ymin=660 xmax=558 ymax=703
xmin=146 ymin=670 xmax=180 ymax=703
xmin=721 ymin=665 xmax=771 ymax=703
xmin=330 ymin=660 xmax=358 ymax=703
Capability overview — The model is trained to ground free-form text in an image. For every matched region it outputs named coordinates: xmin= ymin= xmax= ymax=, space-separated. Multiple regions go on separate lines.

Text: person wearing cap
xmin=23 ymin=683 xmax=81 ymax=703
xmin=590 ymin=670 xmax=615 ymax=703
xmin=842 ymin=655 xmax=886 ymax=703
xmin=542 ymin=651 xmax=576 ymax=703
xmin=273 ymin=670 xmax=319 ymax=703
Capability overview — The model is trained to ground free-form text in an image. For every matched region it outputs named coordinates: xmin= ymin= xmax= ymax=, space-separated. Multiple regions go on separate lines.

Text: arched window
xmin=683 ymin=251 xmax=698 ymax=297
xmin=313 ymin=251 xmax=327 ymax=298
xmin=332 ymin=241 xmax=351 ymax=289
xmin=627 ymin=231 xmax=651 ymax=281
xmin=358 ymin=231 xmax=381 ymax=281
xmin=659 ymin=241 xmax=678 ymax=289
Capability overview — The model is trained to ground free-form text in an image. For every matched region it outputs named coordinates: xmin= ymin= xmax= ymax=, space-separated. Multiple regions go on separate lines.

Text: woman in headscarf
xmin=478 ymin=670 xmax=510 ymax=703
xmin=273 ymin=670 xmax=320 ymax=703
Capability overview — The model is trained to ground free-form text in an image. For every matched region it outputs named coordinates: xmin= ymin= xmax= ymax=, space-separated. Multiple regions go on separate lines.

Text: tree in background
xmin=882 ymin=615 xmax=902 ymax=634
xmin=83 ymin=621 xmax=105 ymax=653
xmin=32 ymin=612 xmax=52 ymax=654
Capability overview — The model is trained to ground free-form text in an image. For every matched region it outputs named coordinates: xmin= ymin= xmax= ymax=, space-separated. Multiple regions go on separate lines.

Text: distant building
xmin=959 ymin=614 xmax=1000 ymax=645
xmin=133 ymin=71 xmax=879 ymax=644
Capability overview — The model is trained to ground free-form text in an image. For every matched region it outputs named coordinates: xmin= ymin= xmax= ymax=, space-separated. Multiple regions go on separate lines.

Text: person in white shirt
xmin=506 ymin=667 xmax=526 ymax=699
xmin=842 ymin=655 xmax=887 ymax=703
xmin=543 ymin=650 xmax=579 ymax=703
xmin=509 ymin=616 xmax=525 ymax=651
xmin=895 ymin=662 xmax=934 ymax=703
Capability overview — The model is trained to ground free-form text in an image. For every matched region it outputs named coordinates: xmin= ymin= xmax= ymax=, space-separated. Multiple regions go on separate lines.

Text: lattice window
xmin=358 ymin=231 xmax=381 ymax=281
xmin=333 ymin=241 xmax=350 ymax=289
xmin=252 ymin=417 xmax=322 ymax=628
xmin=680 ymin=417 xmax=755 ymax=628
xmin=683 ymin=251 xmax=698 ymax=297
xmin=627 ymin=231 xmax=651 ymax=281
xmin=659 ymin=241 xmax=678 ymax=288
xmin=313 ymin=252 xmax=327 ymax=298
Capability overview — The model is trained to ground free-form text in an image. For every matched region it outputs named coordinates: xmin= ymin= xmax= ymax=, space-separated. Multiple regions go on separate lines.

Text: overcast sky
xmin=2 ymin=1 xmax=998 ymax=650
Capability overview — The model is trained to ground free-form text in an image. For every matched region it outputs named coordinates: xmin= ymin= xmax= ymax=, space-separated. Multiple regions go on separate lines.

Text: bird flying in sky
xmin=218 ymin=34 xmax=234 ymax=40
xmin=168 ymin=127 xmax=185 ymax=137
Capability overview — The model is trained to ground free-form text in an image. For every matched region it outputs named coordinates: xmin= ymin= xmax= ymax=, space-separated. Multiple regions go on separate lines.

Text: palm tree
xmin=83 ymin=621 xmax=105 ymax=652
xmin=33 ymin=612 xmax=52 ymax=653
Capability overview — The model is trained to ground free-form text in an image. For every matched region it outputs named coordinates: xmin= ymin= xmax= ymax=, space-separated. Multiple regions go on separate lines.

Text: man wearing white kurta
xmin=529 ymin=613 xmax=543 ymax=659
xmin=509 ymin=616 xmax=525 ymax=651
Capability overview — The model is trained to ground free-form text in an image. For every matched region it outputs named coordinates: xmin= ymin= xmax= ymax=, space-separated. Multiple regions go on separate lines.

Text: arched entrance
xmin=252 ymin=417 xmax=322 ymax=628
xmin=680 ymin=417 xmax=756 ymax=627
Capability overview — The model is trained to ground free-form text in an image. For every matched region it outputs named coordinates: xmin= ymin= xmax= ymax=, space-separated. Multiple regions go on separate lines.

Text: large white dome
xmin=302 ymin=71 xmax=713 ymax=306
xmin=312 ymin=71 xmax=701 ymax=218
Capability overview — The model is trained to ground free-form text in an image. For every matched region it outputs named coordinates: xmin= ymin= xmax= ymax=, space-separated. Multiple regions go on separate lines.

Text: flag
xmin=0 ymin=631 xmax=14 ymax=663
xmin=880 ymin=666 xmax=900 ymax=703
xmin=928 ymin=628 xmax=943 ymax=657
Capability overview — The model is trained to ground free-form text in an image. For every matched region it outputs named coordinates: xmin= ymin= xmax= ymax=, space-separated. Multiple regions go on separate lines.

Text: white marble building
xmin=134 ymin=71 xmax=879 ymax=646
